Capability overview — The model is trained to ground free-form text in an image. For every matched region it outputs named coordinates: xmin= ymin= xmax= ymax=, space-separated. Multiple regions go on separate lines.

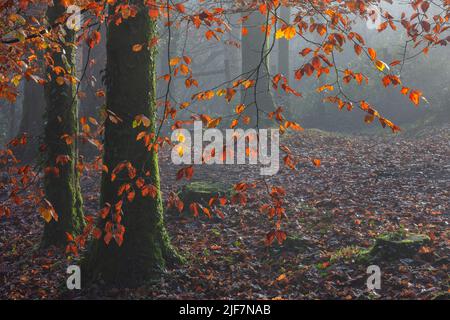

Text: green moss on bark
xmin=41 ymin=3 xmax=84 ymax=247
xmin=84 ymin=0 xmax=181 ymax=287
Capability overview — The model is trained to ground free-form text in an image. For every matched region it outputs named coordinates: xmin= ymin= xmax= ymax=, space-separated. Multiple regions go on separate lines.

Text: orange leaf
xmin=409 ymin=90 xmax=422 ymax=106
xmin=312 ymin=159 xmax=321 ymax=167
xmin=368 ymin=48 xmax=377 ymax=60
xmin=132 ymin=44 xmax=143 ymax=52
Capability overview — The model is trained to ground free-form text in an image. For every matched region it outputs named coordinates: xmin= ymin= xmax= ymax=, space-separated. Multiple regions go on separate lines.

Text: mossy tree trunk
xmin=85 ymin=0 xmax=178 ymax=286
xmin=241 ymin=10 xmax=276 ymax=127
xmin=41 ymin=3 xmax=84 ymax=247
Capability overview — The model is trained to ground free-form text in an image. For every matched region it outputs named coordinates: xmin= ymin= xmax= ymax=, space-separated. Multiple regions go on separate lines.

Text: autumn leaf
xmin=368 ymin=48 xmax=377 ymax=60
xmin=235 ymin=104 xmax=245 ymax=114
xmin=207 ymin=117 xmax=222 ymax=128
xmin=169 ymin=57 xmax=180 ymax=66
xmin=148 ymin=9 xmax=159 ymax=20
xmin=409 ymin=90 xmax=422 ymax=106
xmin=39 ymin=200 xmax=58 ymax=223
xmin=300 ymin=48 xmax=312 ymax=56
xmin=375 ymin=60 xmax=388 ymax=72
xmin=175 ymin=3 xmax=185 ymax=13
xmin=276 ymin=274 xmax=287 ymax=282
xmin=56 ymin=77 xmax=65 ymax=86
xmin=275 ymin=28 xmax=285 ymax=40
xmin=312 ymin=159 xmax=321 ymax=167
xmin=132 ymin=44 xmax=143 ymax=52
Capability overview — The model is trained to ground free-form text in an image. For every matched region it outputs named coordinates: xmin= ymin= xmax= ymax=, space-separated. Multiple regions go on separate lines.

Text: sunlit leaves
xmin=275 ymin=25 xmax=296 ymax=40
xmin=132 ymin=114 xmax=151 ymax=128
xmin=409 ymin=90 xmax=422 ymax=106
xmin=375 ymin=60 xmax=388 ymax=72
xmin=368 ymin=48 xmax=377 ymax=60
xmin=39 ymin=199 xmax=58 ymax=223
xmin=207 ymin=117 xmax=222 ymax=129
xmin=316 ymin=84 xmax=334 ymax=93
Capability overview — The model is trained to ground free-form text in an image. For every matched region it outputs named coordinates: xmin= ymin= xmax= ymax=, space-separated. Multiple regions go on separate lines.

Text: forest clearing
xmin=1 ymin=125 xmax=448 ymax=299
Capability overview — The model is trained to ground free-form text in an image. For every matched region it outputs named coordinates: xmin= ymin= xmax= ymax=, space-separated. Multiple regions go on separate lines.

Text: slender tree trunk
xmin=16 ymin=78 xmax=45 ymax=162
xmin=277 ymin=6 xmax=292 ymax=113
xmin=80 ymin=26 xmax=106 ymax=118
xmin=157 ymin=23 xmax=179 ymax=100
xmin=278 ymin=7 xmax=290 ymax=80
xmin=8 ymin=103 xmax=17 ymax=141
xmin=85 ymin=0 xmax=179 ymax=286
xmin=41 ymin=2 xmax=84 ymax=247
xmin=80 ymin=26 xmax=106 ymax=159
xmin=241 ymin=10 xmax=276 ymax=127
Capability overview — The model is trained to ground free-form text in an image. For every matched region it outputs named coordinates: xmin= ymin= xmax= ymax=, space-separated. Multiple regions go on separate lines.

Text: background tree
xmin=41 ymin=1 xmax=84 ymax=247
xmin=241 ymin=7 xmax=276 ymax=126
xmin=16 ymin=77 xmax=45 ymax=162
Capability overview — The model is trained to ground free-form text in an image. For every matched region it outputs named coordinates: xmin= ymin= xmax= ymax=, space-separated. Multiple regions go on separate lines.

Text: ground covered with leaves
xmin=1 ymin=126 xmax=449 ymax=300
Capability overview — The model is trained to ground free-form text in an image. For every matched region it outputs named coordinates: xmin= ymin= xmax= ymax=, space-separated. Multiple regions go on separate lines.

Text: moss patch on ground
xmin=178 ymin=181 xmax=234 ymax=208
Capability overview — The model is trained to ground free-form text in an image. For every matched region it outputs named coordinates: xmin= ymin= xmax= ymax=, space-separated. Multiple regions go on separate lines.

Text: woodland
xmin=0 ymin=0 xmax=449 ymax=300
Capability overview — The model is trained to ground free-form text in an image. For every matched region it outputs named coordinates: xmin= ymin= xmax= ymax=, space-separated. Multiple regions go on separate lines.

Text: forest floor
xmin=0 ymin=125 xmax=449 ymax=300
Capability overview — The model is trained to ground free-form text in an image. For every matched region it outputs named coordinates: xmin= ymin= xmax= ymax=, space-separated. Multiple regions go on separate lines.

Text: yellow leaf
xmin=375 ymin=60 xmax=388 ymax=72
xmin=39 ymin=207 xmax=52 ymax=223
xmin=275 ymin=28 xmax=285 ymax=39
xmin=11 ymin=74 xmax=22 ymax=87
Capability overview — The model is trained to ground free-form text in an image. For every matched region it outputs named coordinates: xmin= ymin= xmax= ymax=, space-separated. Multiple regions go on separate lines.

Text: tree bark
xmin=16 ymin=78 xmax=45 ymax=162
xmin=241 ymin=10 xmax=276 ymax=127
xmin=41 ymin=2 xmax=84 ymax=247
xmin=278 ymin=7 xmax=290 ymax=80
xmin=85 ymin=0 xmax=179 ymax=286
xmin=277 ymin=6 xmax=292 ymax=113
xmin=79 ymin=26 xmax=106 ymax=159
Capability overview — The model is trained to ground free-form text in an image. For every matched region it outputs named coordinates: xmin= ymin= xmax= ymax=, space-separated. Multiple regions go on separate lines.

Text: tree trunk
xmin=41 ymin=2 xmax=84 ymax=247
xmin=85 ymin=0 xmax=179 ymax=286
xmin=80 ymin=26 xmax=106 ymax=159
xmin=241 ymin=10 xmax=276 ymax=127
xmin=8 ymin=103 xmax=17 ymax=141
xmin=277 ymin=6 xmax=291 ymax=113
xmin=278 ymin=7 xmax=290 ymax=79
xmin=16 ymin=78 xmax=45 ymax=162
